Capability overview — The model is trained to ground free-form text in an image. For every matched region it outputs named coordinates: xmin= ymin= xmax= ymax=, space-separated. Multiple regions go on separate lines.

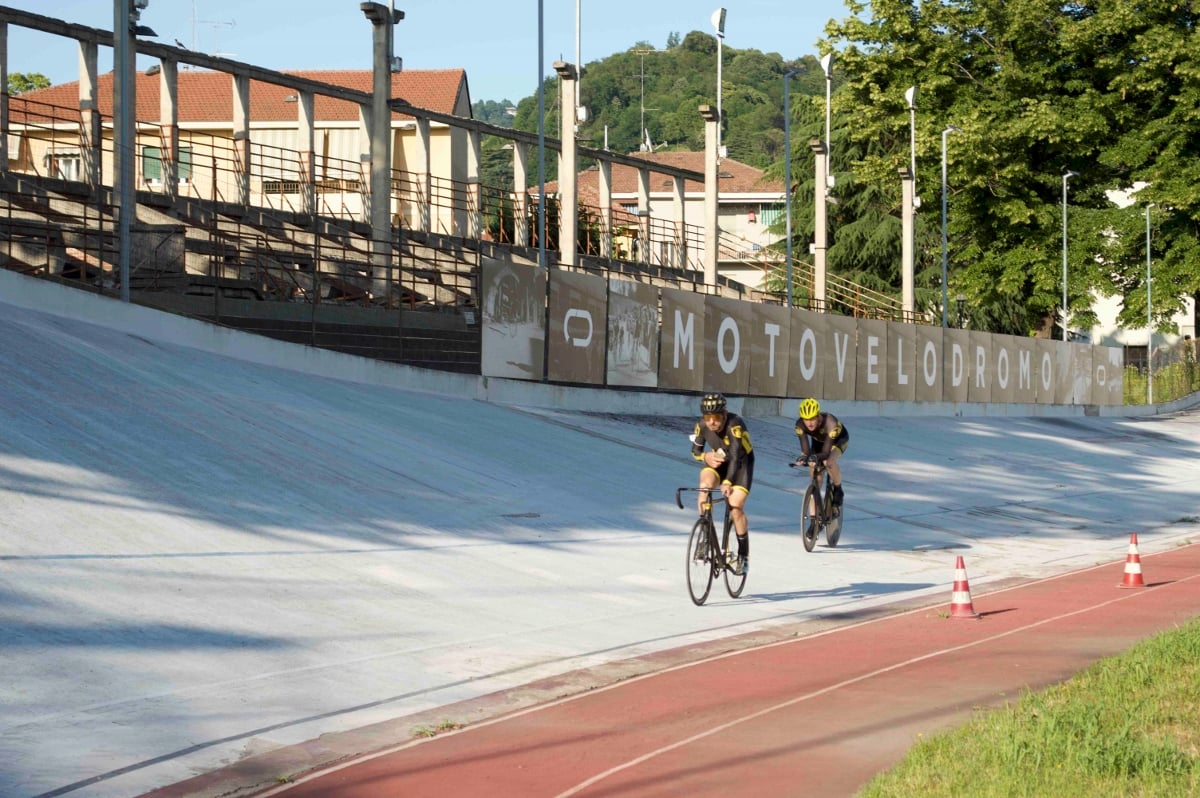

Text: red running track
xmin=170 ymin=544 xmax=1200 ymax=798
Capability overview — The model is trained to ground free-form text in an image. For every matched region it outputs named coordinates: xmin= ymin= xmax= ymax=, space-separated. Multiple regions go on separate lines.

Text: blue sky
xmin=10 ymin=1 xmax=850 ymax=104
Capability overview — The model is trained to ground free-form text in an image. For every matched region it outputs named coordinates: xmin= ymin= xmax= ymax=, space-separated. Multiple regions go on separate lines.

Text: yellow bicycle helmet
xmin=798 ymin=397 xmax=821 ymax=419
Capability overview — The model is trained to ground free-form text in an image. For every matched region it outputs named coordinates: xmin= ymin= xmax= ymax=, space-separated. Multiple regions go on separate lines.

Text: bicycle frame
xmin=791 ymin=458 xmax=842 ymax=551
xmin=675 ymin=486 xmax=747 ymax=605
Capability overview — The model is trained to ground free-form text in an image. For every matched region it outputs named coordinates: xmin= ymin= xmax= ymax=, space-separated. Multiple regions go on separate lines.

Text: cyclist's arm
xmin=690 ymin=422 xmax=706 ymax=461
xmin=722 ymin=422 xmax=750 ymax=485
xmin=795 ymin=422 xmax=812 ymax=458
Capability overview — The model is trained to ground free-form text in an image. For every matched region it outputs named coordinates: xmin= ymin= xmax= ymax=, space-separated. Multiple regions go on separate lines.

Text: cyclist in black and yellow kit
xmin=794 ymin=397 xmax=849 ymax=509
xmin=690 ymin=393 xmax=754 ymax=575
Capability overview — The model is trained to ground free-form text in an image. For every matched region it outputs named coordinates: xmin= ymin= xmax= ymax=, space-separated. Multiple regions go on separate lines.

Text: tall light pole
xmin=1061 ymin=169 xmax=1078 ymax=341
xmin=940 ymin=125 xmax=959 ymax=327
xmin=536 ymin=0 xmax=546 ymax=268
xmin=904 ymin=86 xmax=917 ymax=189
xmin=821 ymin=53 xmax=833 ymax=166
xmin=783 ymin=68 xmax=799 ymax=307
xmin=1146 ymin=203 xmax=1153 ymax=404
xmin=711 ymin=8 xmax=726 ymax=154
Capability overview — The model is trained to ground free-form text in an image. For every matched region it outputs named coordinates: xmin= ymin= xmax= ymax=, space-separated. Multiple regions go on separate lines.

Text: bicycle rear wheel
xmin=687 ymin=517 xmax=715 ymax=605
xmin=801 ymin=483 xmax=819 ymax=552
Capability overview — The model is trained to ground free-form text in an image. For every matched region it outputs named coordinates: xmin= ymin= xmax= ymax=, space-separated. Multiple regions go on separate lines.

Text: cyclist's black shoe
xmin=736 ymin=555 xmax=748 ymax=576
xmin=832 ymin=484 xmax=844 ymax=506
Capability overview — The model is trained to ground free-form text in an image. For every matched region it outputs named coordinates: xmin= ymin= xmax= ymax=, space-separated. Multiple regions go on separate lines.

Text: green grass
xmin=412 ymin=719 xmax=463 ymax=738
xmin=857 ymin=619 xmax=1200 ymax=797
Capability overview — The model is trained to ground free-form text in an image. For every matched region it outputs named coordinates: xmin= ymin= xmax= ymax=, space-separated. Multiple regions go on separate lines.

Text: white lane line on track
xmin=555 ymin=565 xmax=1200 ymax=797
xmin=261 ymin=546 xmax=1198 ymax=797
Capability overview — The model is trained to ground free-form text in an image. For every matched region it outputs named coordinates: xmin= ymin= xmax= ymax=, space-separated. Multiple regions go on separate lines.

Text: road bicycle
xmin=790 ymin=456 xmax=843 ymax=552
xmin=675 ymin=486 xmax=747 ymax=606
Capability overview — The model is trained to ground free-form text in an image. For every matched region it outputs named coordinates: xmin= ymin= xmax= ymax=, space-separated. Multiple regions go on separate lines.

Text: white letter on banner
xmin=897 ymin=337 xmax=909 ymax=385
xmin=923 ymin=340 xmax=938 ymax=386
xmin=563 ymin=308 xmax=593 ymax=347
xmin=717 ymin=317 xmax=740 ymax=374
xmin=997 ymin=348 xmax=1009 ymax=389
xmin=1019 ymin=350 xmax=1031 ymax=389
xmin=833 ymin=332 xmax=849 ymax=381
xmin=764 ymin=322 xmax=780 ymax=378
xmin=799 ymin=328 xmax=817 ymax=381
xmin=674 ymin=309 xmax=695 ymax=370
xmin=1040 ymin=351 xmax=1053 ymax=391
xmin=975 ymin=346 xmax=987 ymax=388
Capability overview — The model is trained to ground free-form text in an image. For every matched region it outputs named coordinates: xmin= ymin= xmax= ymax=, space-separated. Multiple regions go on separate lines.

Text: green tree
xmin=8 ymin=72 xmax=50 ymax=95
xmin=823 ymin=0 xmax=1200 ymax=336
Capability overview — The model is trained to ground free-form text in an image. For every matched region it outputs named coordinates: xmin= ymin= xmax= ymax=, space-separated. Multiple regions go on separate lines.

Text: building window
xmin=143 ymin=145 xmax=193 ymax=185
xmin=43 ymin=149 xmax=81 ymax=181
xmin=758 ymin=205 xmax=783 ymax=227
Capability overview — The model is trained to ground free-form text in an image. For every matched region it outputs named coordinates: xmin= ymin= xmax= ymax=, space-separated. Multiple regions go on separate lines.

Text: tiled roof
xmin=545 ymin=151 xmax=783 ymax=200
xmin=16 ymin=68 xmax=468 ymax=124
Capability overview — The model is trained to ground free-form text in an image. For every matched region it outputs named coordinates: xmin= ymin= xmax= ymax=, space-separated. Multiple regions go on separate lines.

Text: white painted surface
xmin=1 ymin=271 xmax=1198 ymax=797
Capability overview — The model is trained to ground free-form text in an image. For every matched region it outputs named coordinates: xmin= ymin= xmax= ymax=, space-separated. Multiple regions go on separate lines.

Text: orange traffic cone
xmin=1118 ymin=533 xmax=1146 ymax=589
xmin=950 ymin=555 xmax=979 ymax=619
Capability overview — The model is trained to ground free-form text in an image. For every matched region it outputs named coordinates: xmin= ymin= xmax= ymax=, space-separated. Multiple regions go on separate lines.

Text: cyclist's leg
xmin=827 ymin=441 xmax=847 ymax=504
xmin=698 ymin=466 xmax=721 ymax=515
xmin=727 ymin=459 xmax=753 ymax=565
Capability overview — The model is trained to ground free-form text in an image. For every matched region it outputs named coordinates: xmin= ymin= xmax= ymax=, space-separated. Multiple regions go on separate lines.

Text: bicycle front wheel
xmin=686 ymin=517 xmax=715 ymax=606
xmin=724 ymin=535 xmax=747 ymax=598
xmin=824 ymin=478 xmax=842 ymax=547
xmin=801 ymin=483 xmax=819 ymax=552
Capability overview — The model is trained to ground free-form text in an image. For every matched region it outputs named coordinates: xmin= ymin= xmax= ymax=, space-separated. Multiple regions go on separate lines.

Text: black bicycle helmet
xmin=700 ymin=392 xmax=727 ymax=414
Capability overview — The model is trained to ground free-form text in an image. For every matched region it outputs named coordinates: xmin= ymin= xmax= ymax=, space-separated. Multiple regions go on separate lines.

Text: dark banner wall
xmin=482 ymin=263 xmax=1125 ymax=406
xmin=606 ymin=279 xmax=659 ymax=388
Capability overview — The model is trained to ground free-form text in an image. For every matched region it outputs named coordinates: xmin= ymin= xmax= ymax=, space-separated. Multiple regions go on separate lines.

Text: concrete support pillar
xmin=900 ymin=166 xmax=915 ymax=318
xmin=700 ymin=104 xmax=721 ymax=286
xmin=636 ymin=167 xmax=650 ymax=265
xmin=598 ymin=160 xmax=613 ymax=258
xmin=77 ymin=40 xmax=100 ymax=187
xmin=466 ymin=127 xmax=482 ymax=239
xmin=554 ymin=62 xmax=578 ymax=266
xmin=414 ymin=117 xmax=431 ymax=232
xmin=672 ymin=174 xmax=686 ymax=269
xmin=0 ymin=24 xmax=7 ymax=172
xmin=512 ymin=141 xmax=528 ymax=246
xmin=231 ymin=73 xmax=250 ymax=206
xmin=158 ymin=60 xmax=179 ymax=201
xmin=810 ymin=138 xmax=829 ymax=308
xmin=298 ymin=91 xmax=315 ymax=216
xmin=363 ymin=1 xmax=399 ymax=298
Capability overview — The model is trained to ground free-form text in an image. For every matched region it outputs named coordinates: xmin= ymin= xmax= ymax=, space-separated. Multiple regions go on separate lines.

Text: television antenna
xmin=631 ymin=48 xmax=658 ymax=151
xmin=190 ymin=1 xmax=236 ymax=57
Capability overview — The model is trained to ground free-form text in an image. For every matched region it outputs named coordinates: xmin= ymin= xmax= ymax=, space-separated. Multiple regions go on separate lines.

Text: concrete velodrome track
xmin=0 ymin=270 xmax=1197 ymax=797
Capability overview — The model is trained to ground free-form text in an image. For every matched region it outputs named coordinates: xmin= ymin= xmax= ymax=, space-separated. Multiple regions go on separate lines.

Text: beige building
xmin=12 ymin=68 xmax=471 ymax=232
xmin=546 ymin=151 xmax=785 ymax=288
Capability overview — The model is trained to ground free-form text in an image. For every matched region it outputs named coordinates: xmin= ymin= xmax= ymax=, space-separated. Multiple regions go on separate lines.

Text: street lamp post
xmin=821 ymin=53 xmax=833 ymax=166
xmin=940 ymin=125 xmax=960 ymax=327
xmin=904 ymin=86 xmax=917 ymax=188
xmin=711 ymin=8 xmax=726 ymax=155
xmin=783 ymin=68 xmax=799 ymax=308
xmin=1061 ymin=169 xmax=1078 ymax=341
xmin=957 ymin=292 xmax=966 ymax=329
xmin=537 ymin=0 xmax=546 ymax=268
xmin=1146 ymin=204 xmax=1153 ymax=405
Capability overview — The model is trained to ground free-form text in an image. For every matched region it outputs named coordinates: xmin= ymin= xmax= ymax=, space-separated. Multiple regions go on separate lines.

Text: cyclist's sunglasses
xmin=702 ymin=412 xmax=725 ymax=423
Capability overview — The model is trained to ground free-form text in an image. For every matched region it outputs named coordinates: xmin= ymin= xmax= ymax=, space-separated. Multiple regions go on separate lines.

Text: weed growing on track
xmin=858 ymin=618 xmax=1200 ymax=797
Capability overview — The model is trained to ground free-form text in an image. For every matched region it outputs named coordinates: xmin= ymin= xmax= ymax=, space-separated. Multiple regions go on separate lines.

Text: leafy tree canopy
xmin=8 ymin=72 xmax=49 ymax=95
